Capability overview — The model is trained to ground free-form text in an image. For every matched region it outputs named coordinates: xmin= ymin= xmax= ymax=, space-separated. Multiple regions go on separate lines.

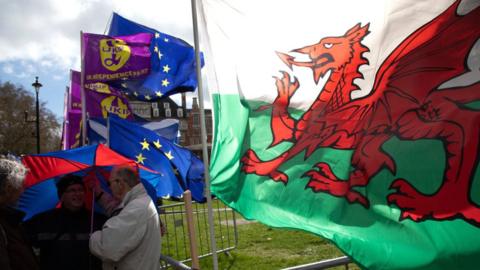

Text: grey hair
xmin=113 ymin=165 xmax=140 ymax=188
xmin=0 ymin=158 xmax=27 ymax=198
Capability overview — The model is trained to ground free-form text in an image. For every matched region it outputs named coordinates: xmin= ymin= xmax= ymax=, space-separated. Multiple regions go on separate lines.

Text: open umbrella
xmin=19 ymin=144 xmax=182 ymax=220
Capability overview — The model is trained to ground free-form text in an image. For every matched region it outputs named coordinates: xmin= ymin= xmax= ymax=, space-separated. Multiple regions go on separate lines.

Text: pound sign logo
xmin=99 ymin=38 xmax=131 ymax=71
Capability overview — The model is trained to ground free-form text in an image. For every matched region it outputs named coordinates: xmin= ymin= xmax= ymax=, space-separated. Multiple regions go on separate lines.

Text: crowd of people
xmin=0 ymin=157 xmax=163 ymax=270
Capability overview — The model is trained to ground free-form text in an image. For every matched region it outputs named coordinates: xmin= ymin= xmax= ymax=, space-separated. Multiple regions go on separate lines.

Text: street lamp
xmin=32 ymin=77 xmax=42 ymax=154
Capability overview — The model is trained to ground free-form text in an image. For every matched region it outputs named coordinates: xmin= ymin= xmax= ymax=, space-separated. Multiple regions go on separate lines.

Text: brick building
xmin=128 ymin=93 xmax=212 ymax=155
xmin=186 ymin=97 xmax=212 ymax=156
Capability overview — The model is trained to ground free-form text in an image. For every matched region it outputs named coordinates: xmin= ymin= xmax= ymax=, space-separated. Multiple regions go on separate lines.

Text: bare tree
xmin=0 ymin=81 xmax=61 ymax=155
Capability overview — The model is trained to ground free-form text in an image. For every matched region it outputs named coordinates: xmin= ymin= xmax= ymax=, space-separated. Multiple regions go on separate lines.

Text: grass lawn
xmin=200 ymin=218 xmax=360 ymax=270
xmin=160 ymin=200 xmax=359 ymax=270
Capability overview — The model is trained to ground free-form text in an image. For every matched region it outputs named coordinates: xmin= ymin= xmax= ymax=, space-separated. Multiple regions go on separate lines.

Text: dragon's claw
xmin=388 ymin=179 xmax=445 ymax=221
xmin=304 ymin=163 xmax=369 ymax=207
xmin=389 ymin=178 xmax=480 ymax=225
xmin=271 ymin=172 xmax=289 ymax=183
xmin=240 ymin=149 xmax=289 ymax=183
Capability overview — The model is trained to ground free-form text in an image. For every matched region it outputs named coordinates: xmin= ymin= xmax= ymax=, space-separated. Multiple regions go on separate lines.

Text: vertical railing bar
xmin=195 ymin=203 xmax=205 ymax=255
xmin=232 ymin=210 xmax=238 ymax=247
xmin=215 ymin=200 xmax=225 ymax=250
xmin=172 ymin=204 xmax=181 ymax=258
xmin=223 ymin=202 xmax=232 ymax=247
xmin=161 ymin=208 xmax=172 ymax=257
xmin=181 ymin=203 xmax=189 ymax=260
xmin=202 ymin=201 xmax=210 ymax=251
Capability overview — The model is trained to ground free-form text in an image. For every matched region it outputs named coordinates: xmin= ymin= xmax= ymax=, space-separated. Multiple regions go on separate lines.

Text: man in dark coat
xmin=0 ymin=158 xmax=40 ymax=270
xmin=25 ymin=174 xmax=107 ymax=270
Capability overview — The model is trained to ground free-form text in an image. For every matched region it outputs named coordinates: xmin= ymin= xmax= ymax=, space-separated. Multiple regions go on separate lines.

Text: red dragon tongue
xmin=312 ymin=68 xmax=323 ymax=84
xmin=276 ymin=51 xmax=295 ymax=69
xmin=276 ymin=51 xmax=315 ymax=70
xmin=277 ymin=48 xmax=324 ymax=83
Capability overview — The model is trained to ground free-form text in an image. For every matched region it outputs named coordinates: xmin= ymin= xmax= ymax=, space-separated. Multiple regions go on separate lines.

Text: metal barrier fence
xmin=157 ymin=199 xmax=352 ymax=270
xmin=159 ymin=198 xmax=238 ymax=268
xmin=282 ymin=256 xmax=352 ymax=270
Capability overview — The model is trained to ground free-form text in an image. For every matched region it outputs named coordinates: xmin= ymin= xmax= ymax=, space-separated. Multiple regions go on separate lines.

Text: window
xmin=130 ymin=101 xmax=152 ymax=119
xmin=152 ymin=108 xmax=159 ymax=117
xmin=206 ymin=119 xmax=213 ymax=135
xmin=193 ymin=114 xmax=200 ymax=126
xmin=165 ymin=108 xmax=171 ymax=117
xmin=163 ymin=102 xmax=170 ymax=109
xmin=180 ymin=121 xmax=188 ymax=130
xmin=151 ymin=103 xmax=158 ymax=109
xmin=177 ymin=108 xmax=183 ymax=118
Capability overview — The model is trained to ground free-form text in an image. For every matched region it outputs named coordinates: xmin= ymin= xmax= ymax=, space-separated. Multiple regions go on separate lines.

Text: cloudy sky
xmin=0 ymin=0 xmax=199 ymax=119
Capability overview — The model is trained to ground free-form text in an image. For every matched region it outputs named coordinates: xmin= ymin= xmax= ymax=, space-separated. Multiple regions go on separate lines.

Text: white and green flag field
xmin=199 ymin=1 xmax=480 ymax=269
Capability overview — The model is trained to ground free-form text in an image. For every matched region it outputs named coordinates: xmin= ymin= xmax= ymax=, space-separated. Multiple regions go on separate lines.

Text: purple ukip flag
xmin=64 ymin=71 xmax=135 ymax=149
xmin=64 ymin=111 xmax=82 ymax=150
xmin=82 ymin=32 xmax=152 ymax=82
xmin=69 ymin=70 xmax=82 ymax=111
xmin=63 ymin=71 xmax=82 ymax=150
xmin=69 ymin=70 xmax=135 ymax=120
xmin=84 ymin=81 xmax=134 ymax=120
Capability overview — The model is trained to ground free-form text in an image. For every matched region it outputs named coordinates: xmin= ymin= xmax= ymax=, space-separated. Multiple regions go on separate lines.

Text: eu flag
xmin=109 ymin=117 xmax=206 ymax=202
xmin=87 ymin=117 xmax=180 ymax=145
xmin=107 ymin=118 xmax=185 ymax=199
xmin=108 ymin=13 xmax=203 ymax=101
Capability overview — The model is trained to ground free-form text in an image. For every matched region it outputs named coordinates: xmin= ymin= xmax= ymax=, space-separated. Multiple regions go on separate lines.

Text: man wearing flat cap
xmin=24 ymin=174 xmax=107 ymax=270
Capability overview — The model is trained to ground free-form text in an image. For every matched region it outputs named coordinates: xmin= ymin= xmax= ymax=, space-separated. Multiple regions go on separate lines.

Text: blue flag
xmin=107 ymin=120 xmax=185 ymax=199
xmin=87 ymin=117 xmax=180 ymax=144
xmin=109 ymin=117 xmax=206 ymax=202
xmin=108 ymin=12 xmax=203 ymax=100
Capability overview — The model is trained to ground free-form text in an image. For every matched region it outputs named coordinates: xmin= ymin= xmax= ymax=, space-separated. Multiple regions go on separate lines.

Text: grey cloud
xmin=0 ymin=0 xmax=196 ymax=66
xmin=0 ymin=0 xmax=113 ymax=64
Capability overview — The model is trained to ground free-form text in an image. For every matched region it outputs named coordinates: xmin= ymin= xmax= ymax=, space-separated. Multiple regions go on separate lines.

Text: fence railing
xmin=159 ymin=198 xmax=238 ymax=268
xmin=282 ymin=256 xmax=352 ymax=270
xmin=158 ymin=199 xmax=352 ymax=270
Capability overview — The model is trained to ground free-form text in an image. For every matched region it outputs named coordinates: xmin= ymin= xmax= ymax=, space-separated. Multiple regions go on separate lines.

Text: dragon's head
xmin=277 ymin=23 xmax=370 ymax=83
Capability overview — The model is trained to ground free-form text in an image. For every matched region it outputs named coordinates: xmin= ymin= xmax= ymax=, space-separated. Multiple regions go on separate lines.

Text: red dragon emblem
xmin=241 ymin=1 xmax=480 ymax=225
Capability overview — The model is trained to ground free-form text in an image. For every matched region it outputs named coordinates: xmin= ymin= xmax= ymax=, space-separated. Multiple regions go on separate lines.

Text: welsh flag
xmin=199 ymin=0 xmax=480 ymax=269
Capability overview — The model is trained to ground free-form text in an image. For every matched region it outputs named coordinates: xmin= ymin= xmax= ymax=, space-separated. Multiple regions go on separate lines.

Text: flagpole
xmin=103 ymin=13 xmax=113 ymax=35
xmin=106 ymin=116 xmax=110 ymax=147
xmin=63 ymin=86 xmax=70 ymax=150
xmin=80 ymin=31 xmax=87 ymax=146
xmin=66 ymin=86 xmax=71 ymax=113
xmin=190 ymin=0 xmax=218 ymax=269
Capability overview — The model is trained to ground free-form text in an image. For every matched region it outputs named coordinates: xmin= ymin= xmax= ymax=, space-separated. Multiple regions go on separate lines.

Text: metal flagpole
xmin=80 ymin=31 xmax=87 ymax=146
xmin=106 ymin=116 xmax=110 ymax=147
xmin=63 ymin=86 xmax=70 ymax=150
xmin=190 ymin=0 xmax=219 ymax=269
xmin=66 ymin=86 xmax=71 ymax=112
xmin=83 ymin=33 xmax=93 ymax=269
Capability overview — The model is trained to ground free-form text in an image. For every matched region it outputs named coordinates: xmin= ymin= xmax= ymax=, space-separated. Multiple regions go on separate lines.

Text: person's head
xmin=0 ymin=158 xmax=27 ymax=207
xmin=56 ymin=174 xmax=85 ymax=211
xmin=108 ymin=165 xmax=140 ymax=200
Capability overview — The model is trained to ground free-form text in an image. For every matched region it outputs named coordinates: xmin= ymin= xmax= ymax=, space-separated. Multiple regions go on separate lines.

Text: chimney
xmin=181 ymin=92 xmax=186 ymax=110
xmin=192 ymin=97 xmax=199 ymax=110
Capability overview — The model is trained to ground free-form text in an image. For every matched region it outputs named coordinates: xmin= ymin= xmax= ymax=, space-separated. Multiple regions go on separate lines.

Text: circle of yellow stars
xmin=135 ymin=138 xmax=174 ymax=165
xmin=133 ymin=32 xmax=174 ymax=101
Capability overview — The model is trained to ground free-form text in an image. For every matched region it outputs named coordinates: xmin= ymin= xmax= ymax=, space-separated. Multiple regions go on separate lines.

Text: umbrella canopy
xmin=19 ymin=144 xmax=179 ymax=220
